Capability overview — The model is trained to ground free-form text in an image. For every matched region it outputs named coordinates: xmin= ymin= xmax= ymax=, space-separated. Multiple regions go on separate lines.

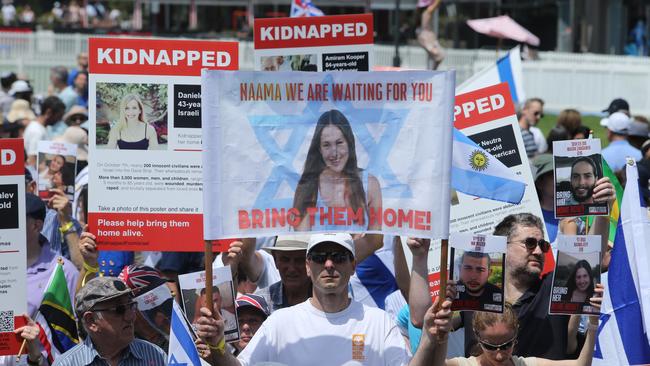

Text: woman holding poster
xmin=565 ymin=260 xmax=595 ymax=303
xmin=106 ymin=94 xmax=159 ymax=150
xmin=293 ymin=109 xmax=381 ymax=231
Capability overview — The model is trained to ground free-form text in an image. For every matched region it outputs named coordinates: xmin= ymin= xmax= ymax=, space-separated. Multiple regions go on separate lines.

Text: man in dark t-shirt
xmin=459 ymin=213 xmax=569 ymax=359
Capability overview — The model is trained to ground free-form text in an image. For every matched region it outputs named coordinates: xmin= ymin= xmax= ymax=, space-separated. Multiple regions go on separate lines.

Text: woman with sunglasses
xmin=436 ymin=302 xmax=598 ymax=366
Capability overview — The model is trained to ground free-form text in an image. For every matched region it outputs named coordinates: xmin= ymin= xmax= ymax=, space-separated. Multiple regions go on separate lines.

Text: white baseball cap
xmin=307 ymin=233 xmax=355 ymax=259
xmin=600 ymin=112 xmax=632 ymax=134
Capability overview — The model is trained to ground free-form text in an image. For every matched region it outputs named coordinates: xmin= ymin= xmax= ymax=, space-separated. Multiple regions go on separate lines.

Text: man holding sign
xmin=195 ymin=233 xmax=453 ymax=366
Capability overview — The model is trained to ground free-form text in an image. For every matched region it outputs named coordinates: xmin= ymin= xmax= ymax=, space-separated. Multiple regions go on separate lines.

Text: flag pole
xmin=439 ymin=238 xmax=449 ymax=308
xmin=204 ymin=241 xmax=214 ymax=314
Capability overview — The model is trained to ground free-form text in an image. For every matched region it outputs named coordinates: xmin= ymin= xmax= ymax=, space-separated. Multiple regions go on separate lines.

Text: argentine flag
xmin=457 ymin=46 xmax=525 ymax=104
xmin=168 ymin=301 xmax=211 ymax=366
xmin=451 ymin=128 xmax=525 ymax=204
xmin=593 ymin=160 xmax=650 ymax=365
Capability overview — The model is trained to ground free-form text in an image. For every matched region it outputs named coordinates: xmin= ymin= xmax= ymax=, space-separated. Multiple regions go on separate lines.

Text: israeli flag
xmin=168 ymin=301 xmax=211 ymax=366
xmin=290 ymin=0 xmax=324 ymax=17
xmin=451 ymin=128 xmax=525 ymax=204
xmin=593 ymin=160 xmax=650 ymax=365
xmin=457 ymin=46 xmax=525 ymax=105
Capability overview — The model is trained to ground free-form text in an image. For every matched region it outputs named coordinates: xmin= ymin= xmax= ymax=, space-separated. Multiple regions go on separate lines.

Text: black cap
xmin=26 ymin=193 xmax=46 ymax=221
xmin=602 ymin=98 xmax=629 ymax=115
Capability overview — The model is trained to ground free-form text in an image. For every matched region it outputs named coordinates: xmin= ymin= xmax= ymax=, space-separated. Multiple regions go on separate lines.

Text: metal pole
xmin=393 ymin=0 xmax=401 ymax=67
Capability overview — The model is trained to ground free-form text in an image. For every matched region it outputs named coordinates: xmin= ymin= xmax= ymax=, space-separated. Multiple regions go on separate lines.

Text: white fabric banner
xmin=202 ymin=70 xmax=455 ymax=239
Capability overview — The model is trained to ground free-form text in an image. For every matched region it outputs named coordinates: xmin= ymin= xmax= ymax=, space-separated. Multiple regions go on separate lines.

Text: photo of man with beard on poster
xmin=569 ymin=157 xmax=598 ymax=204
xmin=553 ymin=141 xmax=609 ymax=218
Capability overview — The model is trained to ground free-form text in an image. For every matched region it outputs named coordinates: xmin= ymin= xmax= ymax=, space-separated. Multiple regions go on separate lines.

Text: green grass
xmin=537 ymin=114 xmax=609 ymax=148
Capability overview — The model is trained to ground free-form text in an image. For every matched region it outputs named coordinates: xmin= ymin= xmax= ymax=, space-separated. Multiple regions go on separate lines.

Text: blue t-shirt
xmin=396 ymin=304 xmax=422 ymax=354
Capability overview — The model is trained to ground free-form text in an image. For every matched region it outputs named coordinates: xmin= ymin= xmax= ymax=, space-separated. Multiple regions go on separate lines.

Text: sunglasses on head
xmin=93 ymin=301 xmax=137 ymax=315
xmin=308 ymin=251 xmax=351 ymax=264
xmin=508 ymin=238 xmax=550 ymax=253
xmin=477 ymin=336 xmax=517 ymax=352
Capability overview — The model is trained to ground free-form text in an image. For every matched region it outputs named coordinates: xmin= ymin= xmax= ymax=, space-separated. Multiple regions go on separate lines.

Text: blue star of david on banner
xmin=168 ymin=355 xmax=188 ymax=366
xmin=248 ymin=74 xmax=412 ymax=210
xmin=593 ymin=313 xmax=610 ymax=359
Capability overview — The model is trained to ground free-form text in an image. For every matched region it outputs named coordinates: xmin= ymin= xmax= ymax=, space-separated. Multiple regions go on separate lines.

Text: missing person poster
xmin=87 ymin=37 xmax=238 ymax=252
xmin=178 ymin=266 xmax=238 ymax=342
xmin=254 ymin=14 xmax=374 ymax=72
xmin=0 ymin=138 xmax=27 ymax=356
xmin=37 ymin=141 xmax=77 ymax=200
xmin=202 ymin=70 xmax=455 ymax=239
xmin=133 ymin=282 xmax=174 ymax=347
xmin=549 ymin=235 xmax=601 ymax=315
xmin=449 ymin=233 xmax=505 ymax=313
xmin=553 ymin=139 xmax=608 ymax=218
xmin=450 ymin=83 xmax=546 ymax=237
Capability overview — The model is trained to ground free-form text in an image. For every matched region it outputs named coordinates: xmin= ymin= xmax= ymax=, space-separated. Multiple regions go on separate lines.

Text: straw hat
xmin=6 ymin=99 xmax=36 ymax=123
xmin=54 ymin=126 xmax=88 ymax=161
xmin=63 ymin=105 xmax=88 ymax=125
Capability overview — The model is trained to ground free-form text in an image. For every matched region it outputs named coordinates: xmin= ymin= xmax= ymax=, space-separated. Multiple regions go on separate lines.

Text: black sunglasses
xmin=477 ymin=336 xmax=517 ymax=352
xmin=508 ymin=238 xmax=550 ymax=253
xmin=93 ymin=301 xmax=137 ymax=315
xmin=308 ymin=251 xmax=351 ymax=264
xmin=534 ymin=111 xmax=544 ymax=118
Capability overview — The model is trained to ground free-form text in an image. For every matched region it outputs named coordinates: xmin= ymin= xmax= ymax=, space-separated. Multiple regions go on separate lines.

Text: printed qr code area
xmin=0 ymin=310 xmax=14 ymax=332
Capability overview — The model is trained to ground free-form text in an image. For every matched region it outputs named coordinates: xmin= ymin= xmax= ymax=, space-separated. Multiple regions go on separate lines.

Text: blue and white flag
xmin=457 ymin=46 xmax=525 ymax=105
xmin=290 ymin=0 xmax=324 ymax=17
xmin=593 ymin=160 xmax=650 ymax=365
xmin=451 ymin=128 xmax=525 ymax=204
xmin=168 ymin=301 xmax=210 ymax=366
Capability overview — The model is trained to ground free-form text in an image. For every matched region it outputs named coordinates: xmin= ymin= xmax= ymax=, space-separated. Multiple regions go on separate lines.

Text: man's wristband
xmin=59 ymin=221 xmax=75 ymax=235
xmin=207 ymin=338 xmax=226 ymax=356
xmin=83 ymin=261 xmax=99 ymax=273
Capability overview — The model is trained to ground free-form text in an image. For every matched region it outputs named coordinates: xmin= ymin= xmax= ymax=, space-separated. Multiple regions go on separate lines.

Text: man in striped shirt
xmin=52 ymin=277 xmax=166 ymax=366
xmin=517 ymin=104 xmax=540 ymax=158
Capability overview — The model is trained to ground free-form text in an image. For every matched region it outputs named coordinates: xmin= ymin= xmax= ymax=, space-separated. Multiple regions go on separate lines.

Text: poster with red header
xmin=425 ymin=84 xmax=547 ymax=306
xmin=254 ymin=14 xmax=374 ymax=72
xmin=0 ymin=138 xmax=27 ymax=356
xmin=450 ymin=83 xmax=546 ymax=240
xmin=87 ymin=37 xmax=238 ymax=252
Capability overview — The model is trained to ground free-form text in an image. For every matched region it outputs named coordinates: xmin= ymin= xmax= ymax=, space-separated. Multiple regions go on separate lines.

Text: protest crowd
xmin=1 ymin=6 xmax=650 ymax=366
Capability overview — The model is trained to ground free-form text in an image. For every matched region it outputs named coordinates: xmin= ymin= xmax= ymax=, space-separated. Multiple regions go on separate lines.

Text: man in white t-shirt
xmin=196 ymin=233 xmax=453 ymax=366
xmin=24 ymin=96 xmax=65 ymax=166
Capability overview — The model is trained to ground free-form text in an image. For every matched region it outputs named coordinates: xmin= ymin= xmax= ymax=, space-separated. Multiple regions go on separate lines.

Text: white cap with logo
xmin=308 ymin=233 xmax=356 ymax=259
xmin=600 ymin=112 xmax=632 ymax=134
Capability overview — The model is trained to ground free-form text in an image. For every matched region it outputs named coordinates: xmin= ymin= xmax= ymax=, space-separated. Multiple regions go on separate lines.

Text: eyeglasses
xmin=308 ymin=251 xmax=351 ymax=264
xmin=534 ymin=111 xmax=544 ymax=118
xmin=238 ymin=317 xmax=263 ymax=327
xmin=508 ymin=238 xmax=550 ymax=253
xmin=477 ymin=336 xmax=517 ymax=352
xmin=93 ymin=301 xmax=138 ymax=315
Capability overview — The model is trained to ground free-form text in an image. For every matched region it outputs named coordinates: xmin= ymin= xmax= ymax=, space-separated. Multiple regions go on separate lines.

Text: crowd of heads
xmin=4 ymin=52 xmax=647 ymax=366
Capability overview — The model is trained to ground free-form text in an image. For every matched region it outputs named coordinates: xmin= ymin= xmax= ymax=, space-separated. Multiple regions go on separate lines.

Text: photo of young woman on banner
xmin=201 ymin=70 xmax=455 ymax=239
xmin=549 ymin=235 xmax=601 ymax=315
xmin=293 ymin=109 xmax=382 ymax=231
